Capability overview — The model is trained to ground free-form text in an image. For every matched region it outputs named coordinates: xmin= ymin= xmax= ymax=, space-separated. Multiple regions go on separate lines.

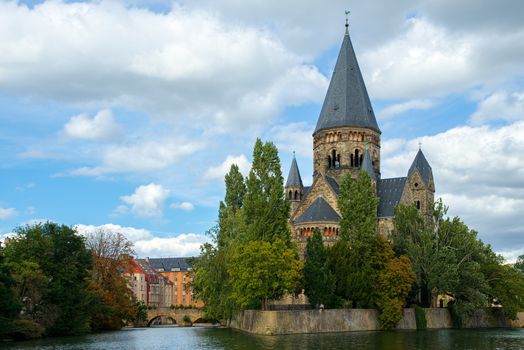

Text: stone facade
xmin=285 ymin=27 xmax=435 ymax=248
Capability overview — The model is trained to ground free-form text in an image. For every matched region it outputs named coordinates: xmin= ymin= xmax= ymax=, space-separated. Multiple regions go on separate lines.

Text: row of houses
xmin=123 ymin=257 xmax=203 ymax=308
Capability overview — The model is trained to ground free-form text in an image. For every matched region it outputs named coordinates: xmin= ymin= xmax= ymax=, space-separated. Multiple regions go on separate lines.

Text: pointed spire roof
xmin=286 ymin=155 xmax=303 ymax=188
xmin=408 ymin=149 xmax=432 ymax=185
xmin=314 ymin=28 xmax=380 ymax=134
xmin=360 ymin=148 xmax=376 ymax=181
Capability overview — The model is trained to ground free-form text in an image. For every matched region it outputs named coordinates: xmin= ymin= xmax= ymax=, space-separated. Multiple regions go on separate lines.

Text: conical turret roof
xmin=360 ymin=148 xmax=376 ymax=181
xmin=286 ymin=156 xmax=303 ymax=188
xmin=408 ymin=149 xmax=432 ymax=185
xmin=314 ymin=29 xmax=380 ymax=134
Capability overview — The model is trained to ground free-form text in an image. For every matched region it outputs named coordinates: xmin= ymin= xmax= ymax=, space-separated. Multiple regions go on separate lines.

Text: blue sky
xmin=1 ymin=0 xmax=524 ymax=260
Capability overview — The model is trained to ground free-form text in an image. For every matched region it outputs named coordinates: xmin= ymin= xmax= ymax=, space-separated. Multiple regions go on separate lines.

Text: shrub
xmin=415 ymin=306 xmax=427 ymax=330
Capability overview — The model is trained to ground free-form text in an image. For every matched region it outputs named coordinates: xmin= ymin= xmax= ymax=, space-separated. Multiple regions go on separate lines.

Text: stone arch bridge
xmin=147 ymin=307 xmax=203 ymax=326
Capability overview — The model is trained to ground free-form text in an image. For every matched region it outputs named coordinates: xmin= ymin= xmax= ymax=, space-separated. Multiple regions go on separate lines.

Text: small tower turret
xmin=286 ymin=153 xmax=304 ymax=214
xmin=360 ymin=148 xmax=377 ymax=187
xmin=406 ymin=147 xmax=435 ymax=218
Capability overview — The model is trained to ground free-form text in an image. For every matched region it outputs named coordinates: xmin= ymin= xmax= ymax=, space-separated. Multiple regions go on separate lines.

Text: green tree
xmin=338 ymin=171 xmax=378 ymax=245
xmin=303 ymin=230 xmax=335 ymax=307
xmin=480 ymin=247 xmax=524 ymax=319
xmin=243 ymin=139 xmax=290 ymax=244
xmin=515 ymin=255 xmax=524 ymax=274
xmin=192 ymin=241 xmax=237 ymax=321
xmin=228 ymin=239 xmax=302 ymax=309
xmin=194 ymin=163 xmax=247 ymax=321
xmin=333 ymin=171 xmax=379 ymax=308
xmin=0 ymin=251 xmax=20 ymax=339
xmin=3 ymin=223 xmax=93 ymax=336
xmin=217 ymin=164 xmax=247 ymax=248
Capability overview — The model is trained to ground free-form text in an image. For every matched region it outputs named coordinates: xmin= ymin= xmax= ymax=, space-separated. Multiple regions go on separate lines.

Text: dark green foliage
xmin=415 ymin=306 xmax=427 ymax=330
xmin=0 ymin=252 xmax=20 ymax=338
xmin=217 ymin=164 xmax=247 ymax=248
xmin=393 ymin=198 xmax=524 ymax=321
xmin=243 ymin=139 xmax=290 ymax=244
xmin=515 ymin=255 xmax=524 ymax=274
xmin=333 ymin=172 xmax=381 ymax=308
xmin=448 ymin=301 xmax=462 ymax=328
xmin=338 ymin=171 xmax=378 ymax=245
xmin=303 ymin=230 xmax=335 ymax=307
xmin=3 ymin=223 xmax=93 ymax=336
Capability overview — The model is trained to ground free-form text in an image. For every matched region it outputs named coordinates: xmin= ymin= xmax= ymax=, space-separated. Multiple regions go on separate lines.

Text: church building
xmin=285 ymin=24 xmax=435 ymax=250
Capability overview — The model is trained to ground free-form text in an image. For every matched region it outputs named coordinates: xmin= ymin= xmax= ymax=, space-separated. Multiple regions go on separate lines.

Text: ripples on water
xmin=2 ymin=327 xmax=524 ymax=350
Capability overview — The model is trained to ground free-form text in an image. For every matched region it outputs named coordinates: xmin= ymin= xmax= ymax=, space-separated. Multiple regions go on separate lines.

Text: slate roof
xmin=408 ymin=149 xmax=432 ymax=186
xmin=303 ymin=186 xmax=311 ymax=197
xmin=360 ymin=149 xmax=376 ymax=181
xmin=295 ymin=197 xmax=341 ymax=224
xmin=314 ymin=29 xmax=380 ymax=134
xmin=377 ymin=177 xmax=407 ymax=217
xmin=325 ymin=176 xmax=340 ymax=194
xmin=148 ymin=257 xmax=196 ymax=272
xmin=286 ymin=157 xmax=303 ymax=188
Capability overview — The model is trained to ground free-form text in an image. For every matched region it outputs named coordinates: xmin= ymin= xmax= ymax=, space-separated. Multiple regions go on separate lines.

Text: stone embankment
xmin=230 ymin=308 xmax=524 ymax=335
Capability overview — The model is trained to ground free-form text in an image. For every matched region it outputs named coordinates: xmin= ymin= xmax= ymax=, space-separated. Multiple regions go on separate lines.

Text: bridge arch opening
xmin=147 ymin=315 xmax=177 ymax=327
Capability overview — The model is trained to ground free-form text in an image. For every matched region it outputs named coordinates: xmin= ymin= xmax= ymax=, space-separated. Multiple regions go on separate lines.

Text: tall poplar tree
xmin=303 ymin=230 xmax=335 ymax=307
xmin=217 ymin=164 xmax=247 ymax=248
xmin=243 ymin=139 xmax=290 ymax=244
xmin=332 ymin=171 xmax=380 ymax=308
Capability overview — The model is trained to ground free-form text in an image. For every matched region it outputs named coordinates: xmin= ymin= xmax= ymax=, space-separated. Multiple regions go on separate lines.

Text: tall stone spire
xmin=314 ymin=26 xmax=380 ymax=134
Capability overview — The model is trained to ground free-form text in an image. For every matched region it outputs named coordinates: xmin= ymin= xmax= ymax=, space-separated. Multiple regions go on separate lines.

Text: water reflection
xmin=2 ymin=327 xmax=524 ymax=350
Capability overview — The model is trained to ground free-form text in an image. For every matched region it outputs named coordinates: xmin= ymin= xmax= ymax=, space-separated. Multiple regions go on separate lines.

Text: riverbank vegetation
xmin=0 ymin=224 xmax=145 ymax=340
xmin=193 ymin=138 xmax=524 ymax=329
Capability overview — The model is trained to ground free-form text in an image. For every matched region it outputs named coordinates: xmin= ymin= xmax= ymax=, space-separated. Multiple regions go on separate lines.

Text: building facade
xmin=286 ymin=25 xmax=435 ymax=252
xmin=148 ymin=257 xmax=204 ymax=308
xmin=123 ymin=258 xmax=173 ymax=308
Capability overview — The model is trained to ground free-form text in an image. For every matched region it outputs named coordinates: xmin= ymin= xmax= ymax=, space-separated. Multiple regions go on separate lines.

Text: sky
xmin=1 ymin=0 xmax=524 ymax=260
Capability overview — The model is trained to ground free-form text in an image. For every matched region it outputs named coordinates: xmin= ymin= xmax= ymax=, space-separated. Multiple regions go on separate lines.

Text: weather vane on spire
xmin=345 ymin=10 xmax=350 ymax=28
xmin=418 ymin=141 xmax=422 ymax=150
xmin=293 ymin=150 xmax=296 ymax=158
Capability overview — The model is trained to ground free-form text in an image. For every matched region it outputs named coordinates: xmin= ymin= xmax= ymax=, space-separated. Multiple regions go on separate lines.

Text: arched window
xmin=327 ymin=155 xmax=332 ymax=168
xmin=294 ymin=190 xmax=299 ymax=200
xmin=359 ymin=154 xmax=363 ymax=166
xmin=354 ymin=149 xmax=360 ymax=167
xmin=332 ymin=149 xmax=336 ymax=168
xmin=336 ymin=154 xmax=341 ymax=168
xmin=350 ymin=154 xmax=354 ymax=167
xmin=288 ymin=191 xmax=292 ymax=200
xmin=416 ymin=200 xmax=421 ymax=210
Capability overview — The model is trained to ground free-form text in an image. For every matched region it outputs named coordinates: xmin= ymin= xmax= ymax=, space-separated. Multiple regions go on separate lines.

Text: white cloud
xmin=70 ymin=139 xmax=204 ymax=175
xmin=74 ymin=223 xmax=210 ymax=257
xmin=362 ymin=17 xmax=524 ymax=99
xmin=0 ymin=207 xmax=17 ymax=220
xmin=378 ymin=99 xmax=434 ymax=120
xmin=64 ymin=109 xmax=122 ymax=141
xmin=469 ymin=91 xmax=524 ymax=124
xmin=381 ymin=120 xmax=524 ymax=251
xmin=75 ymin=223 xmax=153 ymax=242
xmin=269 ymin=122 xmax=314 ymax=158
xmin=203 ymin=154 xmax=251 ymax=181
xmin=171 ymin=202 xmax=194 ymax=211
xmin=134 ymin=233 xmax=210 ymax=258
xmin=0 ymin=1 xmax=327 ymax=132
xmin=121 ymin=183 xmax=170 ymax=218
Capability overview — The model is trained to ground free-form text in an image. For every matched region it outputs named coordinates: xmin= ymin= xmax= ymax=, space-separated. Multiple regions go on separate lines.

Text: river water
xmin=2 ymin=326 xmax=524 ymax=350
